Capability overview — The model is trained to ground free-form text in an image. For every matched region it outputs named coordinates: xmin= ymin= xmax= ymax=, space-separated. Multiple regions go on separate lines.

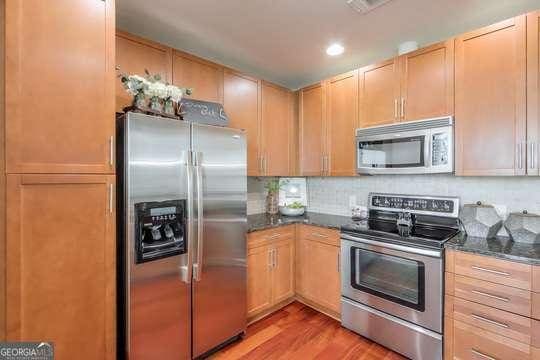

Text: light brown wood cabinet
xmin=223 ymin=70 xmax=261 ymax=176
xmin=115 ymin=31 xmax=172 ymax=112
xmin=296 ymin=225 xmax=341 ymax=315
xmin=299 ymin=82 xmax=325 ymax=176
xmin=246 ymin=227 xmax=295 ymax=319
xmin=358 ymin=40 xmax=453 ymax=128
xmin=445 ymin=249 xmax=540 ymax=359
xmin=326 ymin=71 xmax=359 ymax=176
xmin=455 ymin=16 xmax=527 ymax=176
xmin=527 ymin=11 xmax=540 ymax=176
xmin=6 ymin=174 xmax=116 ymax=360
xmin=5 ymin=0 xmax=116 ymax=174
xmin=172 ymin=50 xmax=223 ymax=103
xmin=261 ymin=81 xmax=294 ymax=176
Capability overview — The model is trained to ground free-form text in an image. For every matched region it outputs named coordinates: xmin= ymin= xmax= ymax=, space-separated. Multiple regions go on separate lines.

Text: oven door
xmin=356 ymin=129 xmax=430 ymax=175
xmin=341 ymin=234 xmax=443 ymax=332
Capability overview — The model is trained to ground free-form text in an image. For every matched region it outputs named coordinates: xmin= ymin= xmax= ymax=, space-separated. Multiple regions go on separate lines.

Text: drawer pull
xmin=471 ymin=290 xmax=510 ymax=303
xmin=311 ymin=232 xmax=328 ymax=238
xmin=471 ymin=349 xmax=497 ymax=360
xmin=470 ymin=313 xmax=509 ymax=329
xmin=266 ymin=234 xmax=281 ymax=240
xmin=471 ymin=265 xmax=510 ymax=277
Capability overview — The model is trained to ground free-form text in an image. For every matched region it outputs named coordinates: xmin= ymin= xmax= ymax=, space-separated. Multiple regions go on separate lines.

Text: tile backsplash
xmin=248 ymin=175 xmax=540 ymax=220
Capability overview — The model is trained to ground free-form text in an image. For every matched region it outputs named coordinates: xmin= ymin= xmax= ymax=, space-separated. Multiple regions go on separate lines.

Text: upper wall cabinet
xmin=358 ymin=41 xmax=454 ymax=128
xmin=327 ymin=70 xmax=359 ymax=176
xmin=299 ymin=82 xmax=325 ymax=176
xmin=5 ymin=0 xmax=115 ymax=174
xmin=223 ymin=70 xmax=261 ymax=176
xmin=455 ymin=16 xmax=527 ymax=176
xmin=527 ymin=11 xmax=540 ymax=176
xmin=115 ymin=31 xmax=172 ymax=112
xmin=261 ymin=82 xmax=293 ymax=176
xmin=399 ymin=40 xmax=454 ymax=121
xmin=359 ymin=58 xmax=400 ymax=128
xmin=172 ymin=50 xmax=223 ymax=103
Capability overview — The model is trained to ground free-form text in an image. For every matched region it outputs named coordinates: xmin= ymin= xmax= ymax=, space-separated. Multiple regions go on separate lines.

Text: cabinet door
xmin=308 ymin=240 xmax=341 ymax=314
xmin=272 ymin=239 xmax=295 ymax=304
xmin=399 ymin=40 xmax=454 ymax=121
xmin=115 ymin=31 xmax=172 ymax=112
xmin=455 ymin=17 xmax=527 ymax=176
xmin=223 ymin=71 xmax=261 ymax=176
xmin=359 ymin=58 xmax=400 ymax=128
xmin=5 ymin=0 xmax=115 ymax=174
xmin=295 ymin=236 xmax=311 ymax=299
xmin=261 ymin=82 xmax=292 ymax=176
xmin=247 ymin=245 xmax=272 ymax=317
xmin=327 ymin=71 xmax=359 ymax=176
xmin=527 ymin=11 xmax=540 ymax=176
xmin=299 ymin=83 xmax=325 ymax=176
xmin=172 ymin=50 xmax=223 ymax=102
xmin=6 ymin=174 xmax=116 ymax=360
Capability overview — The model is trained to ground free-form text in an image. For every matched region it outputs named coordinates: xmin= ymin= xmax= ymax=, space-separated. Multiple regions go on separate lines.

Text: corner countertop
xmin=445 ymin=233 xmax=540 ymax=265
xmin=247 ymin=212 xmax=354 ymax=233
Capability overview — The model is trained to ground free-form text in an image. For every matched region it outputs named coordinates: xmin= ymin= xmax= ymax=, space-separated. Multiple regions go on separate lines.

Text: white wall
xmin=248 ymin=176 xmax=540 ymax=220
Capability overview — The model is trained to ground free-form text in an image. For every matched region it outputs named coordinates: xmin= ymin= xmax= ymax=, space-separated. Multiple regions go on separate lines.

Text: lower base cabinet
xmin=247 ymin=226 xmax=295 ymax=319
xmin=5 ymin=174 xmax=116 ymax=360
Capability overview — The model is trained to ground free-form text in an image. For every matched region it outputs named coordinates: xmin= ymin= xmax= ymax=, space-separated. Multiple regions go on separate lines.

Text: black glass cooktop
xmin=341 ymin=218 xmax=460 ymax=249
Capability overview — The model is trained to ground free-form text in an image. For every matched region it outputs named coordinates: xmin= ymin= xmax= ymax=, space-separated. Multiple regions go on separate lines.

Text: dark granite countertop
xmin=445 ymin=233 xmax=540 ymax=265
xmin=247 ymin=212 xmax=354 ymax=233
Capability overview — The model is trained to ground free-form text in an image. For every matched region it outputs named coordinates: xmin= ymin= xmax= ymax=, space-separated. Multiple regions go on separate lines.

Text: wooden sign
xmin=179 ymin=98 xmax=228 ymax=126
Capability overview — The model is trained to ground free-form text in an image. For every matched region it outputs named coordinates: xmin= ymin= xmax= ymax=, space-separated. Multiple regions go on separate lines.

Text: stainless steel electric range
xmin=340 ymin=193 xmax=460 ymax=360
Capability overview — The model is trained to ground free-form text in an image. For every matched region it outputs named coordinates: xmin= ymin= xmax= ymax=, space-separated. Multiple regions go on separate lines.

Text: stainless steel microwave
xmin=356 ymin=117 xmax=453 ymax=175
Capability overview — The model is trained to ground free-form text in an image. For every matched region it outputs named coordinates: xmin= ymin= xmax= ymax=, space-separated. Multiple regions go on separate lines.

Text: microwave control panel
xmin=134 ymin=199 xmax=186 ymax=264
xmin=432 ymin=132 xmax=449 ymax=166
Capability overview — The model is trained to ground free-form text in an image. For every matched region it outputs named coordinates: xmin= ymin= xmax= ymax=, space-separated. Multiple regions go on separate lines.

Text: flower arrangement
xmin=119 ymin=69 xmax=192 ymax=116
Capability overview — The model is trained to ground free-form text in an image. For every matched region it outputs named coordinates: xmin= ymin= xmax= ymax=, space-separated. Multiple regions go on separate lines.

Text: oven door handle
xmin=341 ymin=233 xmax=442 ymax=258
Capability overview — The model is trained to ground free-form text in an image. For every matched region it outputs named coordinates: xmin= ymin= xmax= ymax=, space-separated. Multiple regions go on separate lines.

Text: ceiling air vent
xmin=346 ymin=0 xmax=392 ymax=14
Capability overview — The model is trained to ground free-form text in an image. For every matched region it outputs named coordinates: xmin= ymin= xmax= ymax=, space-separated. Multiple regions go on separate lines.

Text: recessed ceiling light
xmin=326 ymin=43 xmax=344 ymax=56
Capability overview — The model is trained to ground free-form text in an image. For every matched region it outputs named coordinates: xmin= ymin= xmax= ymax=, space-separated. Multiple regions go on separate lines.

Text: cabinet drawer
xmin=298 ymin=224 xmax=339 ymax=246
xmin=453 ymin=274 xmax=531 ymax=317
xmin=248 ymin=225 xmax=295 ymax=249
xmin=452 ymin=296 xmax=533 ymax=345
xmin=454 ymin=251 xmax=531 ymax=290
xmin=453 ymin=319 xmax=532 ymax=360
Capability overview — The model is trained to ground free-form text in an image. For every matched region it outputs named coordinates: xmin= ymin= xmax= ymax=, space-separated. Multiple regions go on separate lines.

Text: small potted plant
xmin=264 ymin=179 xmax=281 ymax=215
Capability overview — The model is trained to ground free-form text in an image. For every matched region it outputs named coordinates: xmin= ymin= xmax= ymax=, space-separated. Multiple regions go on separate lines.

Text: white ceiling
xmin=117 ymin=0 xmax=540 ymax=90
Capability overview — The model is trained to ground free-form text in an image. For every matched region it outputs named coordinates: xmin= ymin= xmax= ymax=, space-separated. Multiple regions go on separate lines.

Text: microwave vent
xmin=346 ymin=0 xmax=393 ymax=14
xmin=356 ymin=117 xmax=453 ymax=137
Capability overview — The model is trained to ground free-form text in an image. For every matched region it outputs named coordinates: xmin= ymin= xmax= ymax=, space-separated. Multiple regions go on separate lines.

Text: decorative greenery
xmin=286 ymin=201 xmax=305 ymax=209
xmin=264 ymin=179 xmax=281 ymax=194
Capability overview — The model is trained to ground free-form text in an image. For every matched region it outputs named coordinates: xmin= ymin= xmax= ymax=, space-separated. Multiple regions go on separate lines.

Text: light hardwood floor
xmin=212 ymin=301 xmax=406 ymax=360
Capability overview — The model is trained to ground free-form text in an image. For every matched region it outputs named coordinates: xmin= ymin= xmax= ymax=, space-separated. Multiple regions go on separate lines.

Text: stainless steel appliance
xmin=356 ymin=116 xmax=454 ymax=175
xmin=118 ymin=112 xmax=247 ymax=359
xmin=341 ymin=193 xmax=460 ymax=360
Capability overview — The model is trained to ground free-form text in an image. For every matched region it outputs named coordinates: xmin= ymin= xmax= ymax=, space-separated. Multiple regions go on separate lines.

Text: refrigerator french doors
xmin=120 ymin=112 xmax=247 ymax=360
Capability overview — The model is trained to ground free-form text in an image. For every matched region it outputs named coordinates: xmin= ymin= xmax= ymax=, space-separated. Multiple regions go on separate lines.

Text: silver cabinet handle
xmin=394 ymin=99 xmax=398 ymax=119
xmin=274 ymin=249 xmax=278 ymax=268
xmin=193 ymin=152 xmax=204 ymax=282
xmin=109 ymin=135 xmax=114 ymax=167
xmin=517 ymin=142 xmax=524 ymax=169
xmin=311 ymin=232 xmax=328 ymax=238
xmin=471 ymin=349 xmax=497 ymax=360
xmin=471 ymin=265 xmax=510 ymax=276
xmin=180 ymin=152 xmax=194 ymax=284
xmin=471 ymin=313 xmax=509 ymax=329
xmin=108 ymin=183 xmax=113 ymax=214
xmin=268 ymin=249 xmax=273 ymax=268
xmin=471 ymin=290 xmax=509 ymax=302
xmin=529 ymin=142 xmax=537 ymax=170
xmin=259 ymin=156 xmax=264 ymax=174
xmin=400 ymin=98 xmax=405 ymax=119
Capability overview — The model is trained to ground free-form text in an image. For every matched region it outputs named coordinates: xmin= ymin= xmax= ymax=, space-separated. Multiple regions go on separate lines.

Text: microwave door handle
xmin=426 ymin=133 xmax=432 ymax=168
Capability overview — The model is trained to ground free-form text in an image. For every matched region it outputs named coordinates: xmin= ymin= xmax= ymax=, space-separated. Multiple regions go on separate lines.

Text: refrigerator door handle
xmin=180 ymin=151 xmax=194 ymax=284
xmin=194 ymin=151 xmax=204 ymax=282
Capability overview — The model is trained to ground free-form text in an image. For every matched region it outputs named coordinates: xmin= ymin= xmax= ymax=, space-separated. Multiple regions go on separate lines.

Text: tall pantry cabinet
xmin=2 ymin=1 xmax=117 ymax=359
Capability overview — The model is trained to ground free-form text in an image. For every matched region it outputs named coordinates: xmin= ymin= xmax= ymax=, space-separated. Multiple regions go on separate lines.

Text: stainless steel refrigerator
xmin=117 ymin=112 xmax=247 ymax=359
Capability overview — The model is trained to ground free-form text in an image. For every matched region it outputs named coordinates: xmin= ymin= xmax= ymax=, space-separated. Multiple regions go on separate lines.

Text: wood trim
xmin=444 ymin=316 xmax=453 ymax=360
xmin=527 ymin=11 xmax=540 ymax=176
xmin=0 ymin=0 xmax=5 ymax=341
xmin=444 ymin=294 xmax=454 ymax=317
xmin=455 ymin=15 xmax=527 ymax=176
xmin=446 ymin=249 xmax=455 ymax=273
xmin=445 ymin=271 xmax=455 ymax=295
xmin=295 ymin=294 xmax=340 ymax=321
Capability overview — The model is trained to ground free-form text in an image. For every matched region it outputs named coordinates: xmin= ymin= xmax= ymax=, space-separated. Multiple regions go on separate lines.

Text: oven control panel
xmin=369 ymin=194 xmax=458 ymax=216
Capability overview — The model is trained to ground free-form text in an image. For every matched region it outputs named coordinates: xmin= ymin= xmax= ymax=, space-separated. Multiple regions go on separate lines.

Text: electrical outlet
xmin=493 ymin=204 xmax=508 ymax=219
